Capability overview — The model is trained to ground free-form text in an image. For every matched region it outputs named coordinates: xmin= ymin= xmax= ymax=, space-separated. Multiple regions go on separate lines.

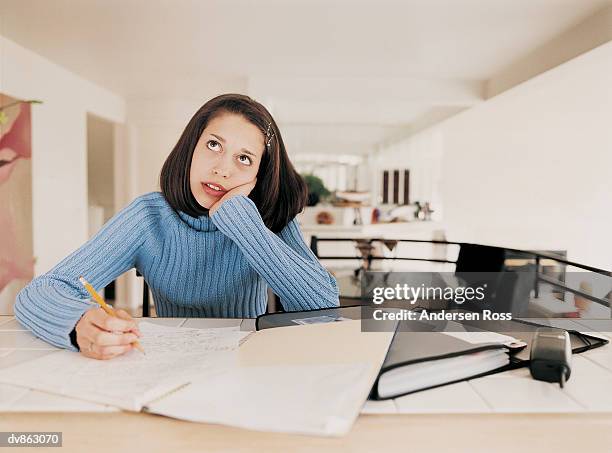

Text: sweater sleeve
xmin=211 ymin=195 xmax=339 ymax=312
xmin=14 ymin=196 xmax=156 ymax=351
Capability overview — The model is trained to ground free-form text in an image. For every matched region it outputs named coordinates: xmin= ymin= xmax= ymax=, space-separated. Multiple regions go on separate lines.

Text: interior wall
xmin=486 ymin=5 xmax=612 ymax=98
xmin=0 ymin=35 xmax=125 ymax=277
xmin=376 ymin=129 xmax=444 ymax=218
xmin=379 ymin=42 xmax=612 ymax=270
xmin=87 ymin=113 xmax=115 ymax=222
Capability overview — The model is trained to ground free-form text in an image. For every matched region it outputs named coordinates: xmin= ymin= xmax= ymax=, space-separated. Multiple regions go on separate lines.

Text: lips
xmin=201 ymin=181 xmax=228 ymax=197
xmin=203 ymin=181 xmax=227 ymax=191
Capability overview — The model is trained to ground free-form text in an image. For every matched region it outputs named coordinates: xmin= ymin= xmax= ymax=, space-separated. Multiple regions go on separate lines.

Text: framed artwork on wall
xmin=0 ymin=94 xmax=34 ymax=314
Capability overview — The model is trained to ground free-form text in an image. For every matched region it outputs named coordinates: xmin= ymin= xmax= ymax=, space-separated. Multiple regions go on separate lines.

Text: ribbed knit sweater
xmin=14 ymin=192 xmax=339 ymax=351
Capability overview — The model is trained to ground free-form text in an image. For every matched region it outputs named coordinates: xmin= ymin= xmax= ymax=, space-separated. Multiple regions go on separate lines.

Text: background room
xmin=0 ymin=0 xmax=610 ymax=315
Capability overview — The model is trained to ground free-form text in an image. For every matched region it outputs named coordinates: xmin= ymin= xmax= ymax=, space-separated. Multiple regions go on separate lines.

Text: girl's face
xmin=190 ymin=112 xmax=264 ymax=209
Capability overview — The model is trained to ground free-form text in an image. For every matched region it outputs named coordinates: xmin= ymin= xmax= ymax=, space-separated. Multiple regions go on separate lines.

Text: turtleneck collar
xmin=177 ymin=210 xmax=218 ymax=232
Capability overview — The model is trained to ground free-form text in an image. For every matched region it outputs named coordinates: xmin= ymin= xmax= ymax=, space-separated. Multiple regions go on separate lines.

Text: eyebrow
xmin=209 ymin=133 xmax=258 ymax=157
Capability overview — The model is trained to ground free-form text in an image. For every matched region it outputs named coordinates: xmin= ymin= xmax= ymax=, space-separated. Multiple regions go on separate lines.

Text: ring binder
xmin=256 ymin=306 xmax=609 ymax=400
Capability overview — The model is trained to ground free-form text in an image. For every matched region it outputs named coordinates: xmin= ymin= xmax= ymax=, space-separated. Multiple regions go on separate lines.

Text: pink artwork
xmin=0 ymin=94 xmax=34 ymax=314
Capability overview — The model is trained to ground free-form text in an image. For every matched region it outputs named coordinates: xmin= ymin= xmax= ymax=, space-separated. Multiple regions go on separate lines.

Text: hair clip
xmin=265 ymin=122 xmax=275 ymax=148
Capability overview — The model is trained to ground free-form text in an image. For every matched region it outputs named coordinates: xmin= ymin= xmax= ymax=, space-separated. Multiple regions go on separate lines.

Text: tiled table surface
xmin=2 ymin=316 xmax=612 ymax=414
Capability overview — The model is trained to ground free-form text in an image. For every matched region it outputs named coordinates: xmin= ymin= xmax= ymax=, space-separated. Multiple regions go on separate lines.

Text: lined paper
xmin=0 ymin=322 xmax=248 ymax=411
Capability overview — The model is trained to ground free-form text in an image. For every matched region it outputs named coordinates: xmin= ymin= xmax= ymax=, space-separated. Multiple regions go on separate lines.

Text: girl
xmin=15 ymin=94 xmax=339 ymax=360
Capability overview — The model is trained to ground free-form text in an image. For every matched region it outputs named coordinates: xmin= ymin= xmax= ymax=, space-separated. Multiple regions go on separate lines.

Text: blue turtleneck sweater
xmin=14 ymin=192 xmax=339 ymax=351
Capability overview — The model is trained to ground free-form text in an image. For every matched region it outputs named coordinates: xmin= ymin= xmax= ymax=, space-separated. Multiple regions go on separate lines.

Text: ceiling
xmin=1 ymin=0 xmax=610 ymax=155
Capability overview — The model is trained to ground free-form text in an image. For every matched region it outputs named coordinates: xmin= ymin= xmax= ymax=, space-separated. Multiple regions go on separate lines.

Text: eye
xmin=238 ymin=154 xmax=252 ymax=166
xmin=206 ymin=140 xmax=221 ymax=152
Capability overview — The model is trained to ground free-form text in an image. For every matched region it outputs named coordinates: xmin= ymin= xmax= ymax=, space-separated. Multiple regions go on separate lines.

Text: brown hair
xmin=160 ymin=93 xmax=307 ymax=233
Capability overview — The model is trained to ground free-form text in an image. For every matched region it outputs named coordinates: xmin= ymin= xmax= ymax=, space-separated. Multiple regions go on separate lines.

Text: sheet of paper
xmin=4 ymin=387 xmax=121 ymax=413
xmin=441 ymin=330 xmax=522 ymax=346
xmin=0 ymin=322 xmax=248 ymax=411
xmin=146 ymin=362 xmax=371 ymax=436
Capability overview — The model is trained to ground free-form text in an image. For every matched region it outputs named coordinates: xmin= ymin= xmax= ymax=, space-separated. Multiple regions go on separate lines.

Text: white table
xmin=2 ymin=315 xmax=612 ymax=452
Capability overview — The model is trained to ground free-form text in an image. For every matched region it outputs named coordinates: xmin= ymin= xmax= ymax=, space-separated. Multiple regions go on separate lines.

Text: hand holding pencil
xmin=74 ymin=276 xmax=144 ymax=360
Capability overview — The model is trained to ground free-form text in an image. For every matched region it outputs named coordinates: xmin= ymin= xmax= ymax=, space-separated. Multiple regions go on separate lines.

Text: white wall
xmin=87 ymin=114 xmax=115 ymax=221
xmin=379 ymin=42 xmax=612 ymax=270
xmin=376 ymin=130 xmax=444 ymax=218
xmin=0 ymin=36 xmax=125 ymax=275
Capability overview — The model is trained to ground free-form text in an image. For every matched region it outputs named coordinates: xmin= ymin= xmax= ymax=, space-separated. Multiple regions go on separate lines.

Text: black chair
xmin=455 ymin=243 xmax=506 ymax=273
xmin=312 ymin=234 xmax=612 ymax=310
xmin=136 ymin=270 xmax=151 ymax=317
xmin=494 ymin=265 xmax=537 ymax=316
xmin=454 ymin=243 xmax=507 ymax=302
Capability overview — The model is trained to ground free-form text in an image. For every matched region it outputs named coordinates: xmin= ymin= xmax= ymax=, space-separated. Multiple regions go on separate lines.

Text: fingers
xmin=91 ymin=329 xmax=140 ymax=346
xmin=78 ymin=319 xmax=138 ymax=346
xmin=75 ymin=307 xmax=141 ymax=360
xmin=209 ymin=179 xmax=257 ymax=216
xmin=89 ymin=343 xmax=133 ymax=360
xmin=115 ymin=308 xmax=132 ymax=320
xmin=229 ymin=179 xmax=257 ymax=197
xmin=80 ymin=342 xmax=133 ymax=360
xmin=77 ymin=327 xmax=135 ymax=360
xmin=115 ymin=309 xmax=141 ymax=336
xmin=89 ymin=307 xmax=139 ymax=333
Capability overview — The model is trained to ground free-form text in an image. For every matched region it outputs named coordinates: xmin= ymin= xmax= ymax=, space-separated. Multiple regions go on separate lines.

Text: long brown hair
xmin=160 ymin=93 xmax=307 ymax=233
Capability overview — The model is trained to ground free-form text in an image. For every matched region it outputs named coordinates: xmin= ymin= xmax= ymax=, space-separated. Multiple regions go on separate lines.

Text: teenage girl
xmin=15 ymin=94 xmax=339 ymax=360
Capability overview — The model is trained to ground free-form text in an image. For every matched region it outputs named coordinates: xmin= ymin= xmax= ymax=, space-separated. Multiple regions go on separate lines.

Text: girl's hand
xmin=75 ymin=307 xmax=141 ymax=360
xmin=209 ymin=178 xmax=257 ymax=217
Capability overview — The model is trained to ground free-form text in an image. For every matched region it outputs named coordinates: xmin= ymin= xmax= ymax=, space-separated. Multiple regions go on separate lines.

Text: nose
xmin=211 ymin=166 xmax=230 ymax=178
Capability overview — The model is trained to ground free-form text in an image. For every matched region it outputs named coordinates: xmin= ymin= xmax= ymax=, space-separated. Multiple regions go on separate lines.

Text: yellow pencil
xmin=79 ymin=276 xmax=145 ymax=354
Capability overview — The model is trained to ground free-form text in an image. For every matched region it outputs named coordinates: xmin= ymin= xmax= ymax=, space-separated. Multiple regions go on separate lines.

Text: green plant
xmin=302 ymin=174 xmax=330 ymax=206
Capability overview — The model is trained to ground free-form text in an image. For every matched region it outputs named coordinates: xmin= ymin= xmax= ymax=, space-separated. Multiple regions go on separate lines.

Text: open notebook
xmin=0 ymin=322 xmax=249 ymax=411
xmin=145 ymin=320 xmax=394 ymax=436
xmin=0 ymin=320 xmax=394 ymax=436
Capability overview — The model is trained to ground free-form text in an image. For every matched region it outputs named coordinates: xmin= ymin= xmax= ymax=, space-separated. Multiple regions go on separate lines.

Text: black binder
xmin=255 ymin=306 xmax=609 ymax=400
xmin=371 ymin=322 xmax=509 ymax=399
